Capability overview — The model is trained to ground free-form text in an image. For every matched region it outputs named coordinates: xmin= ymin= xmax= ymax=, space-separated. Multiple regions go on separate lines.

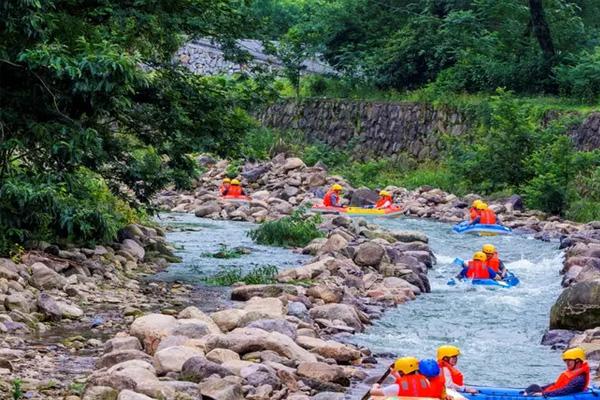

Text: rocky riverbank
xmin=0 ymin=224 xmax=196 ymax=399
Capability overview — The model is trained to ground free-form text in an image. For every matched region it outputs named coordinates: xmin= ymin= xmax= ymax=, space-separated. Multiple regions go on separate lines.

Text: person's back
xmin=465 ymin=252 xmax=495 ymax=280
xmin=480 ymin=208 xmax=497 ymax=224
xmin=227 ymin=179 xmax=245 ymax=196
xmin=323 ymin=184 xmax=343 ymax=207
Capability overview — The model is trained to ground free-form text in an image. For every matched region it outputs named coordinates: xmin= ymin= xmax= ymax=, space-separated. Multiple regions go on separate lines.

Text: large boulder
xmin=210 ymin=309 xmax=247 ymax=332
xmin=318 ymin=234 xmax=349 ymax=255
xmin=245 ymin=319 xmax=297 ymax=339
xmin=230 ymin=284 xmax=298 ymax=301
xmin=550 ymin=280 xmax=600 ymax=331
xmin=391 ymin=230 xmax=428 ymax=244
xmin=5 ymin=293 xmax=32 ymax=313
xmin=30 ymin=262 xmax=66 ymax=290
xmin=177 ymin=306 xmax=221 ymax=334
xmin=308 ymin=304 xmax=365 ymax=331
xmin=121 ymin=239 xmax=145 ymax=260
xmin=283 ymin=157 xmax=306 ymax=171
xmin=295 ymin=336 xmax=361 ymax=363
xmin=199 ymin=376 xmax=243 ymax=400
xmin=97 ymin=350 xmax=154 ymax=369
xmin=277 ymin=257 xmax=333 ymax=282
xmin=353 ymin=242 xmax=386 ymax=268
xmin=195 ymin=203 xmax=221 ymax=217
xmin=129 ymin=314 xmax=178 ymax=354
xmin=296 ymin=362 xmax=349 ymax=385
xmin=104 ymin=336 xmax=142 ymax=353
xmin=37 ymin=293 xmax=62 ymax=321
xmin=180 ymin=356 xmax=233 ymax=382
xmin=244 ymin=297 xmax=285 ymax=318
xmin=154 ymin=345 xmax=204 ymax=374
xmin=206 ymin=348 xmax=240 ymax=364
xmin=349 ymin=188 xmax=379 ymax=207
xmin=82 ymin=386 xmax=118 ymax=400
xmin=117 ymin=390 xmax=154 ymax=400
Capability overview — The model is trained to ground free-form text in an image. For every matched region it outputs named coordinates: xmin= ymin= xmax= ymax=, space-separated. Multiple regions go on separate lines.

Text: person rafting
xmin=437 ymin=345 xmax=477 ymax=394
xmin=226 ymin=179 xmax=246 ymax=196
xmin=457 ymin=252 xmax=500 ymax=280
xmin=419 ymin=359 xmax=446 ymax=399
xmin=469 ymin=200 xmax=484 ymax=222
xmin=470 ymin=202 xmax=497 ymax=225
xmin=482 ymin=244 xmax=507 ymax=278
xmin=525 ymin=347 xmax=590 ymax=397
xmin=323 ymin=184 xmax=343 ymax=208
xmin=370 ymin=357 xmax=432 ymax=397
xmin=375 ymin=190 xmax=393 ymax=209
xmin=219 ymin=178 xmax=231 ymax=196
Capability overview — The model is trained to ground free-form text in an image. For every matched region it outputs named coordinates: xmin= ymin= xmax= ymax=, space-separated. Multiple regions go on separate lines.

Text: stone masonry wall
xmin=259 ymin=99 xmax=600 ymax=160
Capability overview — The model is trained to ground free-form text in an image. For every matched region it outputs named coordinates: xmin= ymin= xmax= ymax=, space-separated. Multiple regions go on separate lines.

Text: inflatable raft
xmin=221 ymin=195 xmax=251 ymax=203
xmin=463 ymin=386 xmax=599 ymax=400
xmin=311 ymin=204 xmax=403 ymax=217
xmin=452 ymin=222 xmax=512 ymax=236
xmin=447 ymin=258 xmax=520 ymax=288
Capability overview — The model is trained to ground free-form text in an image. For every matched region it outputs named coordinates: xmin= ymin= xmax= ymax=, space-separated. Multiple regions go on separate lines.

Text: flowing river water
xmin=158 ymin=213 xmax=565 ymax=391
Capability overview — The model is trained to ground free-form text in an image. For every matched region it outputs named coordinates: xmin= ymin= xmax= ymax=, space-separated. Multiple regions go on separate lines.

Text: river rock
xmin=195 ymin=203 xmax=221 ymax=217
xmin=309 ymin=304 xmax=365 ymax=331
xmin=178 ymin=306 xmax=222 ymax=334
xmin=206 ymin=348 xmax=241 ymax=364
xmin=306 ymin=284 xmax=343 ymax=304
xmin=295 ymin=336 xmax=361 ymax=363
xmin=154 ymin=345 xmax=204 ymax=374
xmin=312 ymin=392 xmax=345 ymax=400
xmin=550 ymin=280 xmax=600 ymax=331
xmin=277 ymin=258 xmax=332 ymax=281
xmin=211 ymin=309 xmax=247 ymax=332
xmin=284 ymin=157 xmax=306 ymax=171
xmin=169 ymin=319 xmax=212 ymax=339
xmin=296 ymin=362 xmax=348 ymax=385
xmin=130 ymin=314 xmax=178 ymax=354
xmin=97 ymin=350 xmax=154 ymax=369
xmin=199 ymin=376 xmax=243 ymax=400
xmin=204 ymin=327 xmax=317 ymax=363
xmin=82 ymin=386 xmax=118 ymax=400
xmin=121 ymin=239 xmax=145 ymax=260
xmin=104 ymin=336 xmax=142 ymax=353
xmin=116 ymin=390 xmax=153 ymax=400
xmin=287 ymin=302 xmax=308 ymax=319
xmin=243 ymin=297 xmax=285 ymax=318
xmin=56 ymin=300 xmax=84 ymax=319
xmin=30 ymin=262 xmax=66 ymax=290
xmin=245 ymin=319 xmax=297 ymax=339
xmin=5 ymin=293 xmax=32 ymax=313
xmin=392 ymin=230 xmax=428 ymax=243
xmin=353 ymin=242 xmax=385 ymax=268
xmin=230 ymin=284 xmax=298 ymax=301
xmin=541 ymin=329 xmax=578 ymax=349
xmin=318 ymin=234 xmax=349 ymax=255
xmin=37 ymin=293 xmax=62 ymax=320
xmin=180 ymin=356 xmax=233 ymax=382
xmin=349 ymin=188 xmax=378 ymax=207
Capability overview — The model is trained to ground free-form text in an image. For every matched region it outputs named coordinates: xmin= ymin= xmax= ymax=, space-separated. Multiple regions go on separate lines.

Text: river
xmin=158 ymin=213 xmax=565 ymax=390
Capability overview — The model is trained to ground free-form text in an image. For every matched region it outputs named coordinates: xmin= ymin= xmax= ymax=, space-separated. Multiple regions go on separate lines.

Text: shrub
xmin=202 ymin=245 xmax=249 ymax=259
xmin=201 ymin=265 xmax=278 ymax=286
xmin=249 ymin=208 xmax=323 ymax=247
xmin=239 ymin=128 xmax=278 ymax=161
xmin=555 ymin=48 xmax=600 ymax=103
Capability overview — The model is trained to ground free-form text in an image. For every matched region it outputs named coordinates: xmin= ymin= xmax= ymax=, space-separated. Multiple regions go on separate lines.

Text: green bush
xmin=555 ymin=48 xmax=600 ymax=103
xmin=239 ymin=128 xmax=278 ymax=161
xmin=201 ymin=265 xmax=278 ymax=286
xmin=249 ymin=208 xmax=323 ymax=247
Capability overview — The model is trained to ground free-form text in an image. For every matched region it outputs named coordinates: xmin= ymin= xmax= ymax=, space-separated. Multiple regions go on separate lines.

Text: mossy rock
xmin=550 ymin=280 xmax=600 ymax=331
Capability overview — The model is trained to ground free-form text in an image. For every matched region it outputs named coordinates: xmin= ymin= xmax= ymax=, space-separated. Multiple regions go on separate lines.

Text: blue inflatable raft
xmin=447 ymin=258 xmax=520 ymax=288
xmin=462 ymin=386 xmax=599 ymax=400
xmin=452 ymin=221 xmax=512 ymax=236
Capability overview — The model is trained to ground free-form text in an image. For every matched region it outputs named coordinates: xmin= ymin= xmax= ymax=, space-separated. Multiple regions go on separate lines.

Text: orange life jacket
xmin=227 ymin=185 xmax=243 ymax=196
xmin=543 ymin=362 xmax=590 ymax=394
xmin=219 ymin=184 xmax=230 ymax=195
xmin=376 ymin=196 xmax=393 ymax=209
xmin=395 ymin=373 xmax=432 ymax=397
xmin=469 ymin=208 xmax=481 ymax=222
xmin=427 ymin=373 xmax=447 ymax=399
xmin=323 ymin=190 xmax=340 ymax=207
xmin=439 ymin=360 xmax=464 ymax=386
xmin=486 ymin=254 xmax=501 ymax=273
xmin=480 ymin=209 xmax=497 ymax=224
xmin=466 ymin=260 xmax=491 ymax=279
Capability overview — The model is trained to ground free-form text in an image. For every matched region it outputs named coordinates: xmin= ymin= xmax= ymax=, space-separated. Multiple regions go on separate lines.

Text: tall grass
xmin=201 ymin=265 xmax=278 ymax=286
xmin=249 ymin=208 xmax=323 ymax=247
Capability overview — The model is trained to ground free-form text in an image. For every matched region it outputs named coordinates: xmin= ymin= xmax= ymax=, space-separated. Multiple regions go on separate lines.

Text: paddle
xmin=360 ymin=363 xmax=395 ymax=400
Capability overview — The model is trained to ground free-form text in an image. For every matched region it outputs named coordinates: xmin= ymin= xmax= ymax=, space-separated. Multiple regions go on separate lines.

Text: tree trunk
xmin=528 ymin=0 xmax=555 ymax=63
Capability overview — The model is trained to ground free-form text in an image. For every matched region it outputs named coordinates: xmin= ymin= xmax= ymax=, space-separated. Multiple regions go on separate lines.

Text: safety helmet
xmin=419 ymin=359 xmax=441 ymax=377
xmin=331 ymin=184 xmax=343 ymax=192
xmin=562 ymin=347 xmax=586 ymax=361
xmin=476 ymin=202 xmax=488 ymax=210
xmin=393 ymin=357 xmax=420 ymax=374
xmin=473 ymin=251 xmax=487 ymax=261
xmin=231 ymin=179 xmax=240 ymax=185
xmin=472 ymin=199 xmax=483 ymax=208
xmin=437 ymin=345 xmax=461 ymax=361
xmin=379 ymin=190 xmax=391 ymax=197
xmin=482 ymin=244 xmax=496 ymax=254
xmin=223 ymin=178 xmax=231 ymax=184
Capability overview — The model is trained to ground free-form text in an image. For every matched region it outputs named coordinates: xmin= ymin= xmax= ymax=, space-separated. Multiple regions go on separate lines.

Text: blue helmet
xmin=419 ymin=358 xmax=440 ymax=377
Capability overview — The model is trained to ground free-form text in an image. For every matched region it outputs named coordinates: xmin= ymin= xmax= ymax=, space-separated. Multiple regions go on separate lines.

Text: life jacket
xmin=466 ymin=260 xmax=491 ymax=279
xmin=469 ymin=208 xmax=481 ymax=222
xmin=219 ymin=184 xmax=230 ymax=195
xmin=395 ymin=373 xmax=432 ymax=397
xmin=427 ymin=373 xmax=447 ymax=399
xmin=227 ymin=185 xmax=243 ymax=197
xmin=323 ymin=190 xmax=340 ymax=207
xmin=543 ymin=362 xmax=590 ymax=394
xmin=439 ymin=360 xmax=464 ymax=386
xmin=479 ymin=209 xmax=497 ymax=224
xmin=375 ymin=196 xmax=392 ymax=209
xmin=486 ymin=254 xmax=501 ymax=273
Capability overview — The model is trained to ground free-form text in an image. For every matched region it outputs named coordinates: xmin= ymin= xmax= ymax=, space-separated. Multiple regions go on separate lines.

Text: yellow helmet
xmin=231 ymin=179 xmax=240 ymax=185
xmin=223 ymin=178 xmax=231 ymax=184
xmin=472 ymin=199 xmax=483 ymax=208
xmin=476 ymin=202 xmax=488 ymax=210
xmin=562 ymin=347 xmax=586 ymax=361
xmin=473 ymin=251 xmax=487 ymax=261
xmin=437 ymin=345 xmax=461 ymax=361
xmin=482 ymin=244 xmax=496 ymax=254
xmin=393 ymin=357 xmax=420 ymax=374
xmin=331 ymin=184 xmax=343 ymax=192
xmin=379 ymin=190 xmax=391 ymax=197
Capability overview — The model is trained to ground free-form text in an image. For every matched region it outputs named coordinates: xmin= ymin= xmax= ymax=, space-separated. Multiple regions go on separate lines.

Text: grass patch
xmin=566 ymin=200 xmax=600 ymax=223
xmin=202 ymin=244 xmax=250 ymax=259
xmin=201 ymin=265 xmax=279 ymax=286
xmin=12 ymin=379 xmax=23 ymax=400
xmin=249 ymin=208 xmax=323 ymax=247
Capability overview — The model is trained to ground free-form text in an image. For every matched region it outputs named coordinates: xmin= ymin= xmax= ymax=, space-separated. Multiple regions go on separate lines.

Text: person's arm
xmin=471 ymin=216 xmax=481 ymax=225
xmin=457 ymin=266 xmax=468 ymax=279
xmin=370 ymin=384 xmax=400 ymax=397
xmin=443 ymin=368 xmax=465 ymax=391
xmin=488 ymin=268 xmax=500 ymax=280
xmin=543 ymin=375 xmax=586 ymax=397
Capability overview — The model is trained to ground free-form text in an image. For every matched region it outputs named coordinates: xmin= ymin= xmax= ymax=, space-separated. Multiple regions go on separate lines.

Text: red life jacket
xmin=219 ymin=184 xmax=230 ymax=195
xmin=466 ymin=260 xmax=491 ymax=279
xmin=543 ymin=362 xmax=590 ymax=394
xmin=439 ymin=360 xmax=464 ymax=386
xmin=227 ymin=185 xmax=243 ymax=196
xmin=480 ymin=209 xmax=497 ymax=224
xmin=469 ymin=208 xmax=481 ymax=222
xmin=376 ymin=196 xmax=392 ymax=209
xmin=486 ymin=254 xmax=501 ymax=273
xmin=395 ymin=373 xmax=432 ymax=397
xmin=323 ymin=190 xmax=340 ymax=207
xmin=427 ymin=373 xmax=447 ymax=399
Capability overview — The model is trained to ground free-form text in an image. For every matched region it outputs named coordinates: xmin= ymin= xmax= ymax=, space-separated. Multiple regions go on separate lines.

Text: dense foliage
xmin=249 ymin=208 xmax=323 ymax=247
xmin=0 ymin=0 xmax=259 ymax=253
